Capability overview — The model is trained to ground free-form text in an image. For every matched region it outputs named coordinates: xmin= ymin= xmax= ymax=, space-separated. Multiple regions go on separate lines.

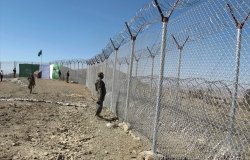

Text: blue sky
xmin=0 ymin=0 xmax=149 ymax=63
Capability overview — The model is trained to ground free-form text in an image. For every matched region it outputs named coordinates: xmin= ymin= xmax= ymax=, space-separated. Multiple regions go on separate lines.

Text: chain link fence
xmin=51 ymin=60 xmax=87 ymax=85
xmin=85 ymin=0 xmax=250 ymax=159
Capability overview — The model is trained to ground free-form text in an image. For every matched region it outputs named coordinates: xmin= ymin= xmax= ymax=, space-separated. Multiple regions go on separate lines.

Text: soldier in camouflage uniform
xmin=66 ymin=70 xmax=69 ymax=83
xmin=13 ymin=67 xmax=16 ymax=78
xmin=95 ymin=72 xmax=106 ymax=117
xmin=0 ymin=70 xmax=3 ymax=82
xmin=27 ymin=73 xmax=36 ymax=94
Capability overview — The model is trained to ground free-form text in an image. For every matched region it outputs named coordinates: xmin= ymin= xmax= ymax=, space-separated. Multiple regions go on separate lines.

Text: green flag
xmin=38 ymin=50 xmax=42 ymax=57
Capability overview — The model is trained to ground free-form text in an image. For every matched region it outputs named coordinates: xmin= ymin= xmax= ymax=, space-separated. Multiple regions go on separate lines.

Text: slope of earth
xmin=0 ymin=78 xmax=149 ymax=160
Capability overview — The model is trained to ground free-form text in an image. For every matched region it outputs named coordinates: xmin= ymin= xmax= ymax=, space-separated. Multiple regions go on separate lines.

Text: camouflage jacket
xmin=27 ymin=75 xmax=35 ymax=84
xmin=95 ymin=79 xmax=106 ymax=102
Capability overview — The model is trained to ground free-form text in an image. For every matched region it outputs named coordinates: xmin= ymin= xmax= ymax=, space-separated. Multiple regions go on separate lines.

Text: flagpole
xmin=41 ymin=54 xmax=42 ymax=71
xmin=38 ymin=50 xmax=42 ymax=72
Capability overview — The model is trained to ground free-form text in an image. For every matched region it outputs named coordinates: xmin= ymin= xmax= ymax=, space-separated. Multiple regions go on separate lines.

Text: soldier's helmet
xmin=98 ymin=72 xmax=104 ymax=79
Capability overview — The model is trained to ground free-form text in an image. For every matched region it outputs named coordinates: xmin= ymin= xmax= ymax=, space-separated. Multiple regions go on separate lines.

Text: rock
xmin=31 ymin=138 xmax=36 ymax=142
xmin=132 ymin=150 xmax=137 ymax=154
xmin=57 ymin=127 xmax=68 ymax=133
xmin=145 ymin=155 xmax=154 ymax=160
xmin=50 ymin=135 xmax=56 ymax=139
xmin=128 ymin=130 xmax=140 ymax=141
xmin=49 ymin=156 xmax=55 ymax=160
xmin=106 ymin=123 xmax=113 ymax=128
xmin=43 ymin=152 xmax=49 ymax=156
xmin=134 ymin=137 xmax=140 ymax=141
xmin=137 ymin=151 xmax=165 ymax=160
xmin=81 ymin=104 xmax=87 ymax=107
xmin=105 ymin=150 xmax=109 ymax=154
xmin=118 ymin=122 xmax=125 ymax=127
xmin=129 ymin=131 xmax=136 ymax=138
xmin=106 ymin=122 xmax=117 ymax=128
xmin=12 ymin=142 xmax=20 ymax=146
xmin=17 ymin=80 xmax=22 ymax=84
xmin=12 ymin=155 xmax=19 ymax=160
xmin=123 ymin=123 xmax=131 ymax=132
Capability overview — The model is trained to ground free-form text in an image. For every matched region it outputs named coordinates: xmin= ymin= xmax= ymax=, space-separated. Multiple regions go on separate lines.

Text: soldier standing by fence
xmin=58 ymin=70 xmax=61 ymax=80
xmin=95 ymin=72 xmax=106 ymax=118
xmin=66 ymin=70 xmax=69 ymax=83
xmin=0 ymin=70 xmax=3 ymax=82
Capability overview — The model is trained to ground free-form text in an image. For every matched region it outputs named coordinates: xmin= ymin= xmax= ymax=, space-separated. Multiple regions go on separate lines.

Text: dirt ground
xmin=0 ymin=78 xmax=149 ymax=160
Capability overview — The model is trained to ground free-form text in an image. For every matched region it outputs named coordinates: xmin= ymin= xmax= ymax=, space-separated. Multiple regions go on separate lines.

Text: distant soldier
xmin=66 ymin=70 xmax=69 ymax=83
xmin=27 ymin=73 xmax=36 ymax=93
xmin=0 ymin=70 xmax=3 ymax=82
xmin=58 ymin=70 xmax=62 ymax=80
xmin=95 ymin=72 xmax=106 ymax=118
xmin=13 ymin=67 xmax=16 ymax=78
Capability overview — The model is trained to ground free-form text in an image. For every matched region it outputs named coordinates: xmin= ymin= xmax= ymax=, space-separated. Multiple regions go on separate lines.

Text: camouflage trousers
xmin=95 ymin=100 xmax=103 ymax=116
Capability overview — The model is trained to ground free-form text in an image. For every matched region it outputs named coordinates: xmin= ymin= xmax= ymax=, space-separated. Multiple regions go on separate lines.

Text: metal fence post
xmin=118 ymin=61 xmax=121 ymax=82
xmin=110 ymin=38 xmax=124 ymax=114
xmin=77 ymin=62 xmax=79 ymax=82
xmin=73 ymin=61 xmax=76 ymax=82
xmin=171 ymin=35 xmax=189 ymax=125
xmin=125 ymin=58 xmax=130 ymax=78
xmin=228 ymin=27 xmax=242 ymax=146
xmin=172 ymin=35 xmax=189 ymax=88
xmin=152 ymin=18 xmax=168 ymax=153
xmin=177 ymin=48 xmax=182 ymax=86
xmin=111 ymin=49 xmax=118 ymax=114
xmin=124 ymin=19 xmax=145 ymax=122
xmin=226 ymin=3 xmax=250 ymax=148
xmin=147 ymin=46 xmax=156 ymax=95
xmin=152 ymin=0 xmax=180 ymax=153
xmin=86 ymin=64 xmax=89 ymax=87
xmin=125 ymin=37 xmax=136 ymax=122
xmin=105 ymin=60 xmax=108 ymax=83
xmin=92 ymin=64 xmax=96 ymax=96
xmin=151 ymin=56 xmax=155 ymax=94
xmin=135 ymin=59 xmax=139 ymax=77
xmin=81 ymin=62 xmax=84 ymax=84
